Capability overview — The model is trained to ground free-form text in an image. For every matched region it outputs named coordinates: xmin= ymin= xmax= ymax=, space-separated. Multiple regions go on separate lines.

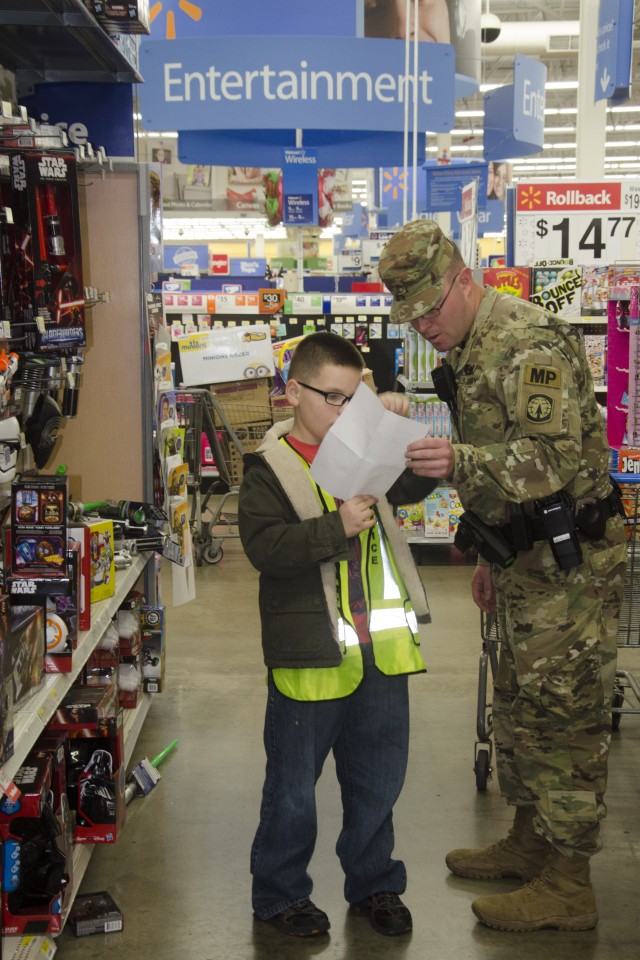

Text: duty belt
xmin=496 ymin=489 xmax=623 ymax=546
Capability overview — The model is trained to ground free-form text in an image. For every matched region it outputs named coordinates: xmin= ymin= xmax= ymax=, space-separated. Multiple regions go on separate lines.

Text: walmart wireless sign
xmin=139 ymin=37 xmax=455 ymax=133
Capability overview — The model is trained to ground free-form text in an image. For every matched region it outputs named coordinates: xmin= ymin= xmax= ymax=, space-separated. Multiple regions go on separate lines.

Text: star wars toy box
xmin=46 ymin=703 xmax=125 ymax=843
xmin=10 ymin=475 xmax=68 ymax=585
xmin=45 ymin=543 xmax=81 ymax=674
xmin=0 ymin=753 xmax=71 ymax=936
xmin=530 ymin=264 xmax=582 ymax=318
xmin=87 ymin=519 xmax=115 ymax=604
xmin=9 ymin=605 xmax=45 ymax=709
xmin=68 ymin=525 xmax=91 ymax=630
xmin=0 ymin=593 xmax=15 ymax=765
xmin=89 ymin=0 xmax=151 ymax=33
xmin=141 ymin=605 xmax=165 ymax=693
xmin=8 ymin=152 xmax=86 ymax=354
xmin=68 ymin=890 xmax=123 ymax=937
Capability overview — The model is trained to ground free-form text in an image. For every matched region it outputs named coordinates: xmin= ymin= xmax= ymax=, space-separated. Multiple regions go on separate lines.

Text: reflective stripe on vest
xmin=272 ymin=439 xmax=426 ymax=701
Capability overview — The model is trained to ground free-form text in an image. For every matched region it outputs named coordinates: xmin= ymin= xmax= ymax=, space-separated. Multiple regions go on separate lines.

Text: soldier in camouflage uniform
xmin=378 ymin=219 xmax=627 ymax=932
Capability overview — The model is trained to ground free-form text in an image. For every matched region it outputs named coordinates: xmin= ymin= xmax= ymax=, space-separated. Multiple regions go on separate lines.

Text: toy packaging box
xmin=86 ymin=519 xmax=115 ymax=603
xmin=46 ymin=712 xmax=125 ymax=844
xmin=530 ymin=265 xmax=582 ymax=317
xmin=9 ymin=605 xmax=45 ymax=709
xmin=141 ymin=605 xmax=165 ymax=693
xmin=0 ymin=593 xmax=15 ymax=765
xmin=45 ymin=544 xmax=81 ymax=673
xmin=482 ymin=267 xmax=530 ymax=299
xmin=68 ymin=525 xmax=92 ymax=631
xmin=8 ymin=152 xmax=86 ymax=354
xmin=0 ymin=753 xmax=70 ymax=936
xmin=11 ymin=476 xmax=68 ymax=581
xmin=117 ymin=593 xmax=143 ymax=707
xmin=68 ymin=890 xmax=123 ymax=937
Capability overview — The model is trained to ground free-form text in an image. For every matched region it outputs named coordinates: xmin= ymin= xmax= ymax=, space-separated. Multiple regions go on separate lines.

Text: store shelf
xmin=0 ymin=0 xmax=143 ymax=87
xmin=0 ymin=554 xmax=148 ymax=789
xmin=2 ymin=695 xmax=153 ymax=957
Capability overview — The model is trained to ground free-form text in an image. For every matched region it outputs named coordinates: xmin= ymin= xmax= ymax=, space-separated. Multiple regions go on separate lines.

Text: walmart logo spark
xmin=150 ymin=0 xmax=203 ymax=40
xmin=383 ymin=168 xmax=408 ymax=201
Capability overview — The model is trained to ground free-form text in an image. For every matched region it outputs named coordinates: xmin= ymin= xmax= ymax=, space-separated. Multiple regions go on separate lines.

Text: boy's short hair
xmin=289 ymin=332 xmax=364 ymax=382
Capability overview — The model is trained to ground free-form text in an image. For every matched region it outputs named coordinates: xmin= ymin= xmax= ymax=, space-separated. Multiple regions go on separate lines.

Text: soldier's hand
xmin=379 ymin=392 xmax=409 ymax=416
xmin=471 ymin=564 xmax=496 ymax=613
xmin=405 ymin=437 xmax=455 ymax=480
xmin=339 ymin=494 xmax=378 ymax=538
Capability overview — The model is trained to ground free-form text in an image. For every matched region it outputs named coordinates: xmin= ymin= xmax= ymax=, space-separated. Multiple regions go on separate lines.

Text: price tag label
xmin=514 ymin=180 xmax=640 ymax=265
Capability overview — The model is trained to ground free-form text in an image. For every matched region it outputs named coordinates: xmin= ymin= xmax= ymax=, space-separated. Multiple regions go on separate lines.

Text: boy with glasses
xmin=239 ymin=332 xmax=437 ymax=939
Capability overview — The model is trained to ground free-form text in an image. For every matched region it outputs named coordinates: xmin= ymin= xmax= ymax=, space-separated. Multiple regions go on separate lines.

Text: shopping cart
xmin=474 ymin=610 xmax=500 ymax=791
xmin=186 ymin=391 xmax=292 ymax=566
xmin=472 ymin=479 xmax=640 ymax=789
xmin=611 ymin=478 xmax=640 ymax=728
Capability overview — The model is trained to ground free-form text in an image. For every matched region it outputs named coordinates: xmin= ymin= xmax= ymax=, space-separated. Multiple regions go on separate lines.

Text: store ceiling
xmin=464 ymin=0 xmax=640 ymax=181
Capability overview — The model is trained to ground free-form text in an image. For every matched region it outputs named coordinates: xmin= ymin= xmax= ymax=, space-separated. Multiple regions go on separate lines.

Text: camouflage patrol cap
xmin=378 ymin=219 xmax=457 ymax=324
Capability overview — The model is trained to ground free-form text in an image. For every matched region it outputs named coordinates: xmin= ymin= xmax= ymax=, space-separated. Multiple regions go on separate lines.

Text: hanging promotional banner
xmin=595 ymin=0 xmax=634 ymax=103
xmin=139 ymin=36 xmax=456 ymax=134
xmin=514 ymin=180 xmax=640 ymax=265
xmin=177 ymin=325 xmax=275 ymax=386
xmin=163 ymin=244 xmax=209 ymax=273
xmin=459 ymin=181 xmax=478 ymax=268
xmin=484 ymin=55 xmax=546 ymax=161
xmin=282 ymin=148 xmax=318 ymax=226
xmin=425 ymin=163 xmax=488 ymax=213
xmin=20 ymin=83 xmax=135 ymax=157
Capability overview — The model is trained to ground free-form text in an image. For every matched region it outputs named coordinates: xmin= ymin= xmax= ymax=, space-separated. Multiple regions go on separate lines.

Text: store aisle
xmin=56 ymin=541 xmax=640 ymax=960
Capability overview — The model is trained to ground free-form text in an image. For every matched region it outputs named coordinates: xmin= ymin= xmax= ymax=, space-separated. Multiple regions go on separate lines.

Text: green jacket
xmin=450 ymin=286 xmax=612 ymax=526
xmin=238 ymin=419 xmax=436 ymax=669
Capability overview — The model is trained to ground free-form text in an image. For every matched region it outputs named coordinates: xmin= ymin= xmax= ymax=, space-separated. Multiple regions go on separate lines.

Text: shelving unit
xmin=1 ymin=554 xmax=153 ymax=959
xmin=0 ymin=0 xmax=143 ymax=87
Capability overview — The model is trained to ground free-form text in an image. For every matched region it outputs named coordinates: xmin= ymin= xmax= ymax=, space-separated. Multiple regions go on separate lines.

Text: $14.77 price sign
xmin=514 ymin=180 xmax=640 ymax=265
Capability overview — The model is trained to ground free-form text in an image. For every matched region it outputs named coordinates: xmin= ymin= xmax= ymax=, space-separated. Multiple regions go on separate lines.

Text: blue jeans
xmin=251 ymin=648 xmax=410 ymax=919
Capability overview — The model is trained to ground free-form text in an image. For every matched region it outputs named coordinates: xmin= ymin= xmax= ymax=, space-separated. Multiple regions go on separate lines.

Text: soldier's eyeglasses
xmin=296 ymin=381 xmax=354 ymax=407
xmin=422 ymin=273 xmax=460 ymax=320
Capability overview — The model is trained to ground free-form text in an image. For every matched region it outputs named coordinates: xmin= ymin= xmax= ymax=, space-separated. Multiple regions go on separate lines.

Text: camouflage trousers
xmin=491 ymin=516 xmax=627 ymax=857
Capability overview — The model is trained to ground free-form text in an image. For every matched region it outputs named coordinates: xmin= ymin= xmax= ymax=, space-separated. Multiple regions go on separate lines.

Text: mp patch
xmin=524 ymin=363 xmax=562 ymax=391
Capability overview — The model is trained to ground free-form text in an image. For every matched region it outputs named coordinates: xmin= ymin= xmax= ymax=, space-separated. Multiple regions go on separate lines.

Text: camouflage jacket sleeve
xmin=449 ymin=291 xmax=603 ymax=524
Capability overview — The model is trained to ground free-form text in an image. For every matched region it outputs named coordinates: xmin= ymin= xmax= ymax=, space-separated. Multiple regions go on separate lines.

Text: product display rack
xmin=0 ymin=0 xmax=143 ymax=87
xmin=1 ymin=553 xmax=153 ymax=959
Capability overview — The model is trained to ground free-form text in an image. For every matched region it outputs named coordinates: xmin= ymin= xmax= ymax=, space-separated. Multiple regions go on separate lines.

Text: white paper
xmin=310 ymin=382 xmax=426 ymax=499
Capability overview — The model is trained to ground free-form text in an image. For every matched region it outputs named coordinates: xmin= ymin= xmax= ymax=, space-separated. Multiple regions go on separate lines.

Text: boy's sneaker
xmin=351 ymin=891 xmax=413 ymax=936
xmin=259 ymin=899 xmax=330 ymax=937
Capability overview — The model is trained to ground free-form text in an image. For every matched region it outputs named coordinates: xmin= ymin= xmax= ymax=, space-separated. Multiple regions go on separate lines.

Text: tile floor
xmin=55 ymin=540 xmax=640 ymax=959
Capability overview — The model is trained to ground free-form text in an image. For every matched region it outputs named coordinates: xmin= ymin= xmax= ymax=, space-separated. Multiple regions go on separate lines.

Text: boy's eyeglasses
xmin=296 ymin=381 xmax=354 ymax=407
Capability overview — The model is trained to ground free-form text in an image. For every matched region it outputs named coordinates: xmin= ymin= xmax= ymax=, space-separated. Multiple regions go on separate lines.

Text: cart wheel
xmin=611 ymin=685 xmax=624 ymax=731
xmin=195 ymin=542 xmax=203 ymax=567
xmin=474 ymin=748 xmax=491 ymax=792
xmin=204 ymin=545 xmax=224 ymax=564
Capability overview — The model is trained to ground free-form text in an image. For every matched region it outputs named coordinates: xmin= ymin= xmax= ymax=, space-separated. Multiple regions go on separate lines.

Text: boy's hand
xmin=339 ymin=494 xmax=379 ymax=537
xmin=378 ymin=392 xmax=409 ymax=416
xmin=405 ymin=436 xmax=455 ymax=480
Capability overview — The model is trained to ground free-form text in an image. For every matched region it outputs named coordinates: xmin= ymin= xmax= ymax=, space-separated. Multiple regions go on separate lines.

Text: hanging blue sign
xmin=425 ymin=163 xmax=488 ymax=213
xmin=282 ymin=148 xmax=318 ymax=225
xmin=139 ymin=36 xmax=456 ymax=134
xmin=229 ymin=258 xmax=268 ymax=276
xmin=163 ymin=244 xmax=209 ymax=272
xmin=595 ymin=0 xmax=634 ymax=103
xmin=178 ymin=128 xmax=423 ymax=169
xmin=148 ymin=0 xmax=358 ymax=40
xmin=484 ymin=55 xmax=546 ymax=161
xmin=19 ymin=83 xmax=135 ymax=157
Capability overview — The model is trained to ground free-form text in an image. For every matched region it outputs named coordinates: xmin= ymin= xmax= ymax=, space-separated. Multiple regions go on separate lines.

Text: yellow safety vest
xmin=273 ymin=442 xmax=426 ymax=701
